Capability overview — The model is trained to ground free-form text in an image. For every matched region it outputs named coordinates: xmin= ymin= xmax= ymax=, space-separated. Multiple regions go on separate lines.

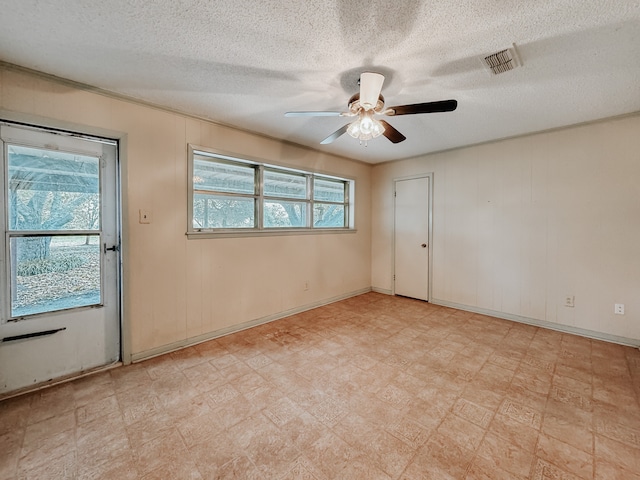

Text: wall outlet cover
xmin=139 ymin=209 xmax=152 ymax=224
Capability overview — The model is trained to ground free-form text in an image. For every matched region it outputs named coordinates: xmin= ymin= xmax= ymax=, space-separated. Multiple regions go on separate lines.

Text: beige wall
xmin=372 ymin=114 xmax=640 ymax=344
xmin=3 ymin=64 xmax=638 ymax=356
xmin=0 ymin=66 xmax=372 ymax=360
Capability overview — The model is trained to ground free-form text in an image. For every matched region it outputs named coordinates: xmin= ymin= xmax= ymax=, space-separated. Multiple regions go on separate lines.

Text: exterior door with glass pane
xmin=0 ymin=125 xmax=120 ymax=394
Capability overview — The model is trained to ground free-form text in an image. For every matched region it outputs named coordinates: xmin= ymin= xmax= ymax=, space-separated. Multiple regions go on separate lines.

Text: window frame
xmin=187 ymin=145 xmax=355 ymax=238
xmin=192 ymin=156 xmax=259 ymax=230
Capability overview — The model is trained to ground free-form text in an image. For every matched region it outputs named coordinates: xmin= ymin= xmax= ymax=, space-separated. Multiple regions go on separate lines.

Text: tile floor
xmin=1 ymin=293 xmax=640 ymax=479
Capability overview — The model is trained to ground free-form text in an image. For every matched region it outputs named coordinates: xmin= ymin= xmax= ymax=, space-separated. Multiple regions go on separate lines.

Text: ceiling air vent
xmin=482 ymin=45 xmax=521 ymax=75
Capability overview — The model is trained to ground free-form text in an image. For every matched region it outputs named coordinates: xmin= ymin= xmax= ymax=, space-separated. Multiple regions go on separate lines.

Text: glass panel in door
xmin=6 ymin=145 xmax=102 ymax=318
xmin=10 ymin=234 xmax=101 ymax=317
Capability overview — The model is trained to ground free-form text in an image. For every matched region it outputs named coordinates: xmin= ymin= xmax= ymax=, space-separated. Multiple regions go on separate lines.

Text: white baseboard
xmin=371 ymin=287 xmax=393 ymax=295
xmin=131 ymin=287 xmax=372 ymax=363
xmin=431 ymin=298 xmax=640 ymax=348
xmin=131 ymin=289 xmax=639 ymax=363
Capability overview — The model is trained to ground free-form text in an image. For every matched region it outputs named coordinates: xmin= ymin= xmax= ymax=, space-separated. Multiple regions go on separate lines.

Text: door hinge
xmin=393 ymin=274 xmax=396 ymax=281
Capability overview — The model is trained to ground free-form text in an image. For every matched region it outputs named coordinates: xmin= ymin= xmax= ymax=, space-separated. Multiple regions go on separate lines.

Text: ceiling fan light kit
xmin=347 ymin=110 xmax=385 ymax=144
xmin=285 ymin=71 xmax=457 ymax=146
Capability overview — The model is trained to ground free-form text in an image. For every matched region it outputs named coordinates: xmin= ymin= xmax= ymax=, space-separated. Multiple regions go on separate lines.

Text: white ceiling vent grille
xmin=483 ymin=45 xmax=521 ymax=75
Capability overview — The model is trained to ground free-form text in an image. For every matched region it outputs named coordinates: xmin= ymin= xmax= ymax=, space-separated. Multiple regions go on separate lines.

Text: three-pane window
xmin=190 ymin=148 xmax=352 ymax=233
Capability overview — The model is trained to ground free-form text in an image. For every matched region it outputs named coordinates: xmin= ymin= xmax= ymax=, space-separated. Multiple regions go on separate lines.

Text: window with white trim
xmin=189 ymin=147 xmax=353 ymax=234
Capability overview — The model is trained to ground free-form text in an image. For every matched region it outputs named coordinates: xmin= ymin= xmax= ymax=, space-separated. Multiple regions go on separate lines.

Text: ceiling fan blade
xmin=359 ymin=72 xmax=385 ymax=110
xmin=320 ymin=124 xmax=350 ymax=144
xmin=285 ymin=111 xmax=345 ymax=117
xmin=379 ymin=120 xmax=406 ymax=144
xmin=386 ymin=99 xmax=458 ymax=116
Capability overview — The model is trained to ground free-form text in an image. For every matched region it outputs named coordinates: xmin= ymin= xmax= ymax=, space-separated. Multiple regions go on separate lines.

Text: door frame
xmin=0 ymin=116 xmax=127 ymax=395
xmin=392 ymin=173 xmax=434 ymax=301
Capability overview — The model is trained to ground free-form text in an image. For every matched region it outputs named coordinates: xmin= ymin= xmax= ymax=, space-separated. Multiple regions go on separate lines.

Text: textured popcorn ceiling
xmin=0 ymin=1 xmax=639 ymax=163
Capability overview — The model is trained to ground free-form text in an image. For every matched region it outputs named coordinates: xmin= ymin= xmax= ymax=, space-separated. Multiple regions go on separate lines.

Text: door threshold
xmin=0 ymin=361 xmax=123 ymax=402
xmin=394 ymin=294 xmax=429 ymax=302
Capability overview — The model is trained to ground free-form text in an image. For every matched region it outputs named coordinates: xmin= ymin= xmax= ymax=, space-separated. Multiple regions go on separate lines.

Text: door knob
xmin=421 ymin=243 xmax=427 ymax=248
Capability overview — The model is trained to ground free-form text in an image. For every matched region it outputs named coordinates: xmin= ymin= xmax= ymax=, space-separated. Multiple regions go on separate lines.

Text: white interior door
xmin=394 ymin=176 xmax=430 ymax=301
xmin=0 ymin=124 xmax=120 ymax=394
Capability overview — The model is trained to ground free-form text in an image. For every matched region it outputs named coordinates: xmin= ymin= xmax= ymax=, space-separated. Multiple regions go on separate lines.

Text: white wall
xmin=0 ymin=66 xmax=372 ymax=360
xmin=372 ymin=114 xmax=640 ymax=344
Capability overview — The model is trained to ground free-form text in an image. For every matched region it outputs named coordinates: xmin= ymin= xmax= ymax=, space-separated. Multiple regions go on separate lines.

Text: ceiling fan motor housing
xmin=348 ymin=93 xmax=385 ymax=114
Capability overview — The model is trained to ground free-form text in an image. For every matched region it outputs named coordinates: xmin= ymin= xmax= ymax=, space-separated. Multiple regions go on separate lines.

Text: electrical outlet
xmin=304 ymin=281 xmax=309 ymax=291
xmin=139 ymin=209 xmax=152 ymax=224
xmin=565 ymin=295 xmax=575 ymax=308
xmin=615 ymin=304 xmax=625 ymax=315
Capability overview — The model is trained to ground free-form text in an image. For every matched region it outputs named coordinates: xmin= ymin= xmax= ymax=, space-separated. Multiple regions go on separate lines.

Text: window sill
xmin=186 ymin=228 xmax=357 ymax=239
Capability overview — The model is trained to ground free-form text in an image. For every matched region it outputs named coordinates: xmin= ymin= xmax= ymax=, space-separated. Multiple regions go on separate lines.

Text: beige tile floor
xmin=2 ymin=293 xmax=640 ymax=479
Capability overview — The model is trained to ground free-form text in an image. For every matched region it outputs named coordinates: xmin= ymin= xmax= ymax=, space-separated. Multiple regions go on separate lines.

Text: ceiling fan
xmin=285 ymin=72 xmax=457 ymax=145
